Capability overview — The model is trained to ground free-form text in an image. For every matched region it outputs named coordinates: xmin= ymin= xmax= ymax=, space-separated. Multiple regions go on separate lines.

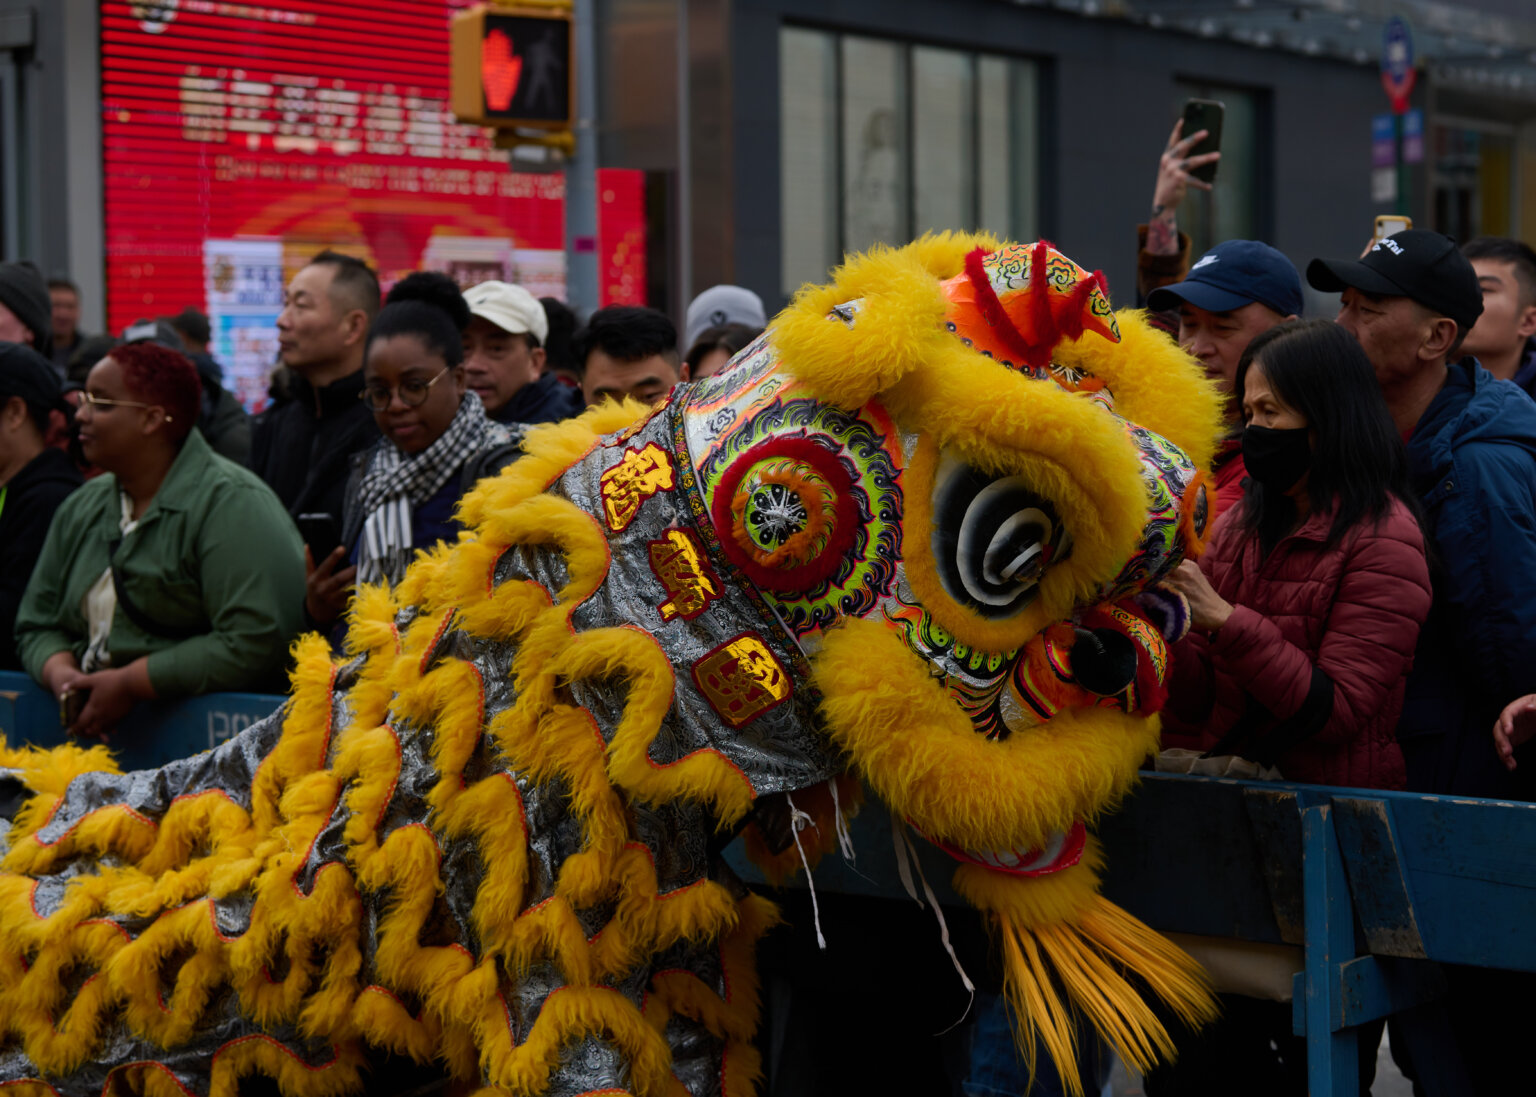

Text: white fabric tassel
xmin=828 ymin=778 xmax=857 ymax=863
xmin=891 ymin=817 xmax=976 ymax=1032
xmin=785 ymin=792 xmax=827 ymax=950
xmin=891 ymin=812 xmax=925 ymax=909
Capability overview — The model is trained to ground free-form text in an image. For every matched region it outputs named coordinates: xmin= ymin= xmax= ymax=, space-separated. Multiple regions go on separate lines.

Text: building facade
xmin=0 ymin=0 xmax=1532 ymax=334
xmin=601 ymin=0 xmax=1536 ymax=315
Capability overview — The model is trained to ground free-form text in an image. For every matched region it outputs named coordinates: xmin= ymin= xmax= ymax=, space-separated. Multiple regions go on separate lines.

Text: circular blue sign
xmin=1382 ymin=17 xmax=1414 ymax=81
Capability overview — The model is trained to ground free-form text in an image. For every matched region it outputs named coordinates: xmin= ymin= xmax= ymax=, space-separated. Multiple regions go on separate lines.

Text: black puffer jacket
xmin=248 ymin=369 xmax=379 ymax=524
xmin=491 ymin=371 xmax=583 ymax=426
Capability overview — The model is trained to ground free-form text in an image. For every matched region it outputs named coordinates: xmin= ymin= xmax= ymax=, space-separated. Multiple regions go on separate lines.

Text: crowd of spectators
xmin=0 ymin=254 xmax=763 ymax=744
xmin=1121 ymin=120 xmax=1536 ymax=1097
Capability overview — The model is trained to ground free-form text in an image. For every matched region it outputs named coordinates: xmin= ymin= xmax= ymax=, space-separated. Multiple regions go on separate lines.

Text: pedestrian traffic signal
xmin=450 ymin=4 xmax=573 ymax=130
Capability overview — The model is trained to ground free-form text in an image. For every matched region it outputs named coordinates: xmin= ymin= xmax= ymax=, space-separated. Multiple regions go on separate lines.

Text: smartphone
xmin=60 ymin=688 xmax=89 ymax=729
xmin=1374 ymin=215 xmax=1412 ymax=243
xmin=1180 ymin=98 xmax=1225 ymax=185
xmin=296 ymin=512 xmax=342 ymax=560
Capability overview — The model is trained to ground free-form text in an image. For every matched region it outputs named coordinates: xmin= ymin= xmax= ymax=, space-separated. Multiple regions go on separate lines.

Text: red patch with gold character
xmin=691 ymin=633 xmax=792 ymax=728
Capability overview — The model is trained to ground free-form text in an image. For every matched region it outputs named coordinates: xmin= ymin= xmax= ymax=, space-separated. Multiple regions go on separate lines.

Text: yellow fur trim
xmin=1053 ymin=309 xmax=1224 ymax=474
xmin=954 ymin=845 xmax=1217 ymax=1093
xmin=900 ymin=230 xmax=1005 ymax=279
xmin=813 ymin=616 xmax=1157 ymax=854
xmin=643 ymin=894 xmax=781 ymax=1097
xmin=775 ymin=237 xmax=1160 ymax=653
xmin=489 ymin=984 xmax=675 ymax=1096
xmin=206 ymin=1036 xmax=368 ymax=1097
xmin=0 ymin=739 xmax=123 ymax=873
xmin=773 ymin=238 xmax=967 ymax=410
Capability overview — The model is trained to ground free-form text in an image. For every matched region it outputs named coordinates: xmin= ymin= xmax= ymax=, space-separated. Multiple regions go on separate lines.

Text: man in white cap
xmin=463 ymin=281 xmax=583 ymax=426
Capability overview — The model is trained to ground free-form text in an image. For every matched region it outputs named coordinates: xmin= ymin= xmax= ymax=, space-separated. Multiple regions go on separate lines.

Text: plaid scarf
xmin=355 ymin=392 xmax=493 ymax=586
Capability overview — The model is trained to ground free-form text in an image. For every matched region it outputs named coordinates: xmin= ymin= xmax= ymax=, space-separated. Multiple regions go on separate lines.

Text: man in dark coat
xmin=0 ymin=343 xmax=81 ymax=667
xmin=1311 ymin=229 xmax=1536 ymax=1096
xmin=1311 ymin=231 xmax=1536 ymax=800
xmin=462 ymin=280 xmax=582 ymax=427
xmin=248 ymin=251 xmax=381 ymax=524
xmin=1146 ymin=240 xmax=1302 ymax=523
xmin=48 ymin=278 xmax=91 ymax=376
xmin=0 ymin=263 xmax=53 ymax=361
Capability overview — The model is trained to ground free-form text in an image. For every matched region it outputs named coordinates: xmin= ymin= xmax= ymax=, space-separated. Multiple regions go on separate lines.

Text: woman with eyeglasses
xmin=15 ymin=342 xmax=304 ymax=745
xmin=304 ymin=272 xmax=516 ymax=628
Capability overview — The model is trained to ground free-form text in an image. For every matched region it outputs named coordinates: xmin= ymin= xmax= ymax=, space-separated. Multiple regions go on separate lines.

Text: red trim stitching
xmin=965 ymin=246 xmax=1037 ymax=364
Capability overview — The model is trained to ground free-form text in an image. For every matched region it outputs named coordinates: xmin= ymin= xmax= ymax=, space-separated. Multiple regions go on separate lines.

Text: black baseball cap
xmin=0 ymin=341 xmax=64 ymax=424
xmin=122 ymin=318 xmax=186 ymax=352
xmin=1307 ymin=230 xmax=1483 ymax=332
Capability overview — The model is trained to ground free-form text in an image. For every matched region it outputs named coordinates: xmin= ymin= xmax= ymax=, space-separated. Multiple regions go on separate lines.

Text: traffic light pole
xmin=449 ymin=1 xmax=591 ymax=308
xmin=567 ymin=0 xmax=597 ymax=311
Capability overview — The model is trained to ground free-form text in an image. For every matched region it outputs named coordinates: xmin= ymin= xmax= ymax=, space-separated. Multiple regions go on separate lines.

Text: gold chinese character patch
xmin=649 ymin=529 xmax=723 ymax=622
xmin=691 ymin=633 xmax=792 ymax=728
xmin=599 ymin=442 xmax=676 ymax=531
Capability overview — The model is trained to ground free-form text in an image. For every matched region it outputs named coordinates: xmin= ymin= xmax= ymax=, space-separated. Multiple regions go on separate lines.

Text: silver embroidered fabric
xmin=0 ymin=396 xmax=842 ymax=1095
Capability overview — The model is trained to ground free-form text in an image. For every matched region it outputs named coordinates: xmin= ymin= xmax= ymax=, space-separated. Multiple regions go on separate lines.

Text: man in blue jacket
xmin=1310 ymin=230 xmax=1534 ymax=1096
xmin=1310 ymin=230 xmax=1536 ymax=800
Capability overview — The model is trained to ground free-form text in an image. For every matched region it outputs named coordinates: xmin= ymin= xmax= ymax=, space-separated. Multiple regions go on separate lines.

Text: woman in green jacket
xmin=16 ymin=342 xmax=305 ymax=742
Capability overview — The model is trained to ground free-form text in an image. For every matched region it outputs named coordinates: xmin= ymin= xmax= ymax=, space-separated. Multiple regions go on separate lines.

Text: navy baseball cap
xmin=1147 ymin=240 xmax=1304 ymax=319
xmin=1307 ymin=229 xmax=1483 ymax=333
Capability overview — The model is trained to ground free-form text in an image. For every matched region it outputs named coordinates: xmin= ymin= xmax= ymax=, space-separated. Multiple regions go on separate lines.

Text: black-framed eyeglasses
xmin=360 ymin=365 xmax=451 ymax=411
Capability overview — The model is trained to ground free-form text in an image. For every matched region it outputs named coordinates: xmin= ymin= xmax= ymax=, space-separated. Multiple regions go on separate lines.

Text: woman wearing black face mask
xmin=1146 ymin=319 xmax=1431 ymax=1097
xmin=1159 ymin=318 xmax=1431 ymax=791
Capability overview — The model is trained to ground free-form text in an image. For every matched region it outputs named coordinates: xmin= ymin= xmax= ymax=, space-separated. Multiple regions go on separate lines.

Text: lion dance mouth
xmin=0 ymin=234 xmax=1219 ymax=1097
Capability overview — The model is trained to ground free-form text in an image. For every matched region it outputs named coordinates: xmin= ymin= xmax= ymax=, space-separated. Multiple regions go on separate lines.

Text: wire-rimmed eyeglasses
xmin=80 ymin=392 xmax=172 ymax=422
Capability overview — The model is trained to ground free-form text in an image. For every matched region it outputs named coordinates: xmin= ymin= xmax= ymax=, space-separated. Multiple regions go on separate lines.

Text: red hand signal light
xmin=480 ymin=28 xmax=523 ymax=112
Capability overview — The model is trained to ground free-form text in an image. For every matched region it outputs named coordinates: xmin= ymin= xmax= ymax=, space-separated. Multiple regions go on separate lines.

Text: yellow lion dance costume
xmin=0 ymin=235 xmax=1222 ymax=1096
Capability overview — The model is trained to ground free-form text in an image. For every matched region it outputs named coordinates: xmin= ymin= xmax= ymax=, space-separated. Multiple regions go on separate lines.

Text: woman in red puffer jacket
xmin=1161 ymin=318 xmax=1431 ymax=790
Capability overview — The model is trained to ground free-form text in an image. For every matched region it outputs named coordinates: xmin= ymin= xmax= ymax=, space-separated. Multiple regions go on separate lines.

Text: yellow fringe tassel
xmin=955 ymin=855 xmax=1217 ymax=1097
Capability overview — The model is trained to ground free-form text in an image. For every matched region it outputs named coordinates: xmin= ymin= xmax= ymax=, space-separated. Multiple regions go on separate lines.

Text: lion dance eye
xmin=1190 ymin=482 xmax=1210 ymax=538
xmin=932 ymin=455 xmax=1072 ymax=619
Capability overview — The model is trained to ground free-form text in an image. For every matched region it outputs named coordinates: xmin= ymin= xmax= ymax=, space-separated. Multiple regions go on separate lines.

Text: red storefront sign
xmin=597 ymin=168 xmax=647 ymax=307
xmin=102 ymin=0 xmax=566 ymax=410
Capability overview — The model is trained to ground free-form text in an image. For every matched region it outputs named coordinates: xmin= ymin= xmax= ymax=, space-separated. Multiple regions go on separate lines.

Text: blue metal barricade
xmin=0 ymin=669 xmax=284 ymax=772
xmin=727 ymin=772 xmax=1536 ymax=1096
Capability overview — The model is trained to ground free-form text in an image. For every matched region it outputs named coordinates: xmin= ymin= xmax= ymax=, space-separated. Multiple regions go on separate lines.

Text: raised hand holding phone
xmin=1374 ymin=215 xmax=1412 ymax=243
xmin=1148 ymin=112 xmax=1223 ymax=257
xmin=1178 ymin=99 xmax=1225 ymax=185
